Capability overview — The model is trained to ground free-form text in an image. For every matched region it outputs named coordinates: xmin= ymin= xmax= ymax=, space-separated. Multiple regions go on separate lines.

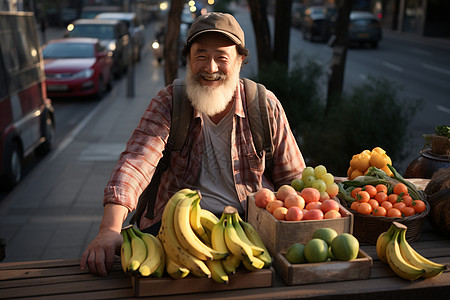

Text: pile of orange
xmin=347 ymin=147 xmax=393 ymax=180
xmin=349 ymin=182 xmax=426 ymax=218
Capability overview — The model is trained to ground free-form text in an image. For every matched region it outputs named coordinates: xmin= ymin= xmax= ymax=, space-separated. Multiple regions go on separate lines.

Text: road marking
xmin=437 ymin=104 xmax=450 ymax=114
xmin=422 ymin=63 xmax=450 ymax=76
xmin=382 ymin=61 xmax=404 ymax=72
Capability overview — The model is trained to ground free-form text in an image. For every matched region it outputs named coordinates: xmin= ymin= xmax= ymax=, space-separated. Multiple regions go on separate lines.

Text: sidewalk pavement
xmin=0 ymin=25 xmax=176 ymax=262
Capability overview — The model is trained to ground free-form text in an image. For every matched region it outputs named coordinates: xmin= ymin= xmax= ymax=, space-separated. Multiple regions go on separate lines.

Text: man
xmin=81 ymin=12 xmax=305 ymax=276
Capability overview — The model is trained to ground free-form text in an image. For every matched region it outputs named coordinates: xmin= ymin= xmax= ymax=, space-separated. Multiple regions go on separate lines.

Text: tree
xmin=164 ymin=0 xmax=185 ymax=85
xmin=273 ymin=0 xmax=293 ymax=68
xmin=247 ymin=0 xmax=273 ymax=70
xmin=326 ymin=0 xmax=352 ymax=112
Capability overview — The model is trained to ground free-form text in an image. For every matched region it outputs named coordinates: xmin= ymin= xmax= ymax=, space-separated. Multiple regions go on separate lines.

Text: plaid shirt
xmin=104 ymin=79 xmax=305 ymax=229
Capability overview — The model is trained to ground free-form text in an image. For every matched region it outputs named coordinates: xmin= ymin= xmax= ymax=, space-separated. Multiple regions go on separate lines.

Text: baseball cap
xmin=186 ymin=12 xmax=245 ymax=47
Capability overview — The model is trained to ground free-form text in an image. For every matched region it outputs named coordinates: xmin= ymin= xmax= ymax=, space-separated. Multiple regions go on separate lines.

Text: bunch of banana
xmin=157 ymin=189 xmax=271 ymax=283
xmin=376 ymin=221 xmax=447 ymax=281
xmin=120 ymin=226 xmax=165 ymax=277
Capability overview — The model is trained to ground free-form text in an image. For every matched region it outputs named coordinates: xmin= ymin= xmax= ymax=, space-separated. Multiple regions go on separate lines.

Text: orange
xmin=393 ymin=202 xmax=406 ymax=211
xmin=272 ymin=206 xmax=288 ymax=220
xmin=375 ymin=184 xmax=388 ymax=194
xmin=350 ymin=201 xmax=360 ymax=211
xmin=363 ymin=185 xmax=377 ymax=198
xmin=393 ymin=183 xmax=408 ymax=196
xmin=388 ymin=193 xmax=401 ymax=204
xmin=401 ymin=206 xmax=416 ymax=217
xmin=351 ymin=187 xmax=362 ymax=199
xmin=381 ymin=200 xmax=393 ymax=211
xmin=356 ymin=191 xmax=370 ymax=203
xmin=402 ymin=195 xmax=413 ymax=207
xmin=372 ymin=206 xmax=387 ymax=216
xmin=374 ymin=192 xmax=388 ymax=204
xmin=368 ymin=199 xmax=379 ymax=210
xmin=266 ymin=200 xmax=284 ymax=214
xmin=386 ymin=208 xmax=402 ymax=218
xmin=412 ymin=199 xmax=426 ymax=213
xmin=357 ymin=202 xmax=372 ymax=215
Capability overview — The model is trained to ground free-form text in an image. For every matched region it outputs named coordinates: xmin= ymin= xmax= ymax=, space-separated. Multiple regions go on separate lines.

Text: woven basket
xmin=431 ymin=135 xmax=450 ymax=156
xmin=340 ymin=192 xmax=430 ymax=245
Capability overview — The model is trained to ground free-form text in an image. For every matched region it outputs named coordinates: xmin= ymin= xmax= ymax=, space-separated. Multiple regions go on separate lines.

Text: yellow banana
xmin=174 ymin=195 xmax=228 ymax=260
xmin=200 ymin=209 xmax=219 ymax=232
xmin=165 ymin=256 xmax=190 ymax=279
xmin=158 ymin=190 xmax=211 ymax=278
xmin=151 ymin=235 xmax=166 ymax=278
xmin=205 ymin=259 xmax=229 ymax=284
xmin=211 ymin=214 xmax=228 ymax=253
xmin=232 ymin=213 xmax=264 ymax=256
xmin=386 ymin=228 xmax=425 ymax=281
xmin=238 ymin=216 xmax=272 ymax=268
xmin=397 ymin=225 xmax=447 ymax=279
xmin=242 ymin=257 xmax=265 ymax=272
xmin=132 ymin=227 xmax=165 ymax=277
xmin=224 ymin=210 xmax=264 ymax=269
xmin=126 ymin=227 xmax=148 ymax=272
xmin=222 ymin=253 xmax=241 ymax=274
xmin=120 ymin=229 xmax=132 ymax=274
xmin=376 ymin=224 xmax=398 ymax=264
xmin=189 ymin=197 xmax=211 ymax=245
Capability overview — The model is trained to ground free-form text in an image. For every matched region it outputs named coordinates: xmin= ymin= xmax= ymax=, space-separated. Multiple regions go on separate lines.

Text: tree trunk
xmin=247 ymin=0 xmax=273 ymax=70
xmin=164 ymin=0 xmax=184 ymax=86
xmin=326 ymin=0 xmax=352 ymax=112
xmin=273 ymin=0 xmax=292 ymax=68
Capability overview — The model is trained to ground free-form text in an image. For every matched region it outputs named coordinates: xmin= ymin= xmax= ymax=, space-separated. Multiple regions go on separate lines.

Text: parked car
xmin=0 ymin=12 xmax=55 ymax=190
xmin=43 ymin=38 xmax=114 ymax=99
xmin=301 ymin=6 xmax=335 ymax=42
xmin=291 ymin=3 xmax=306 ymax=29
xmin=348 ymin=11 xmax=382 ymax=48
xmin=65 ymin=19 xmax=131 ymax=77
xmin=96 ymin=12 xmax=145 ymax=61
xmin=80 ymin=5 xmax=122 ymax=19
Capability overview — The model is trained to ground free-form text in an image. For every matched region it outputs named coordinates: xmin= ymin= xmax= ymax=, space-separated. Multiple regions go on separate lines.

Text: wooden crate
xmin=132 ymin=267 xmax=273 ymax=297
xmin=273 ymin=249 xmax=373 ymax=285
xmin=246 ymin=194 xmax=354 ymax=254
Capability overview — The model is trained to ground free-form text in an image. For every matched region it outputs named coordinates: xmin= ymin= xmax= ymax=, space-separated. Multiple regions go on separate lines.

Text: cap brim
xmin=187 ymin=29 xmax=242 ymax=46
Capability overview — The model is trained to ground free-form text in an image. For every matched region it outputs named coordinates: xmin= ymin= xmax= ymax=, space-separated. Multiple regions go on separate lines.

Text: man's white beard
xmin=185 ymin=60 xmax=241 ymax=117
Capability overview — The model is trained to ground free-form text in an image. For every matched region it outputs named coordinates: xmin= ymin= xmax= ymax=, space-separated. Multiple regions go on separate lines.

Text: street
xmin=0 ymin=4 xmax=449 ymax=263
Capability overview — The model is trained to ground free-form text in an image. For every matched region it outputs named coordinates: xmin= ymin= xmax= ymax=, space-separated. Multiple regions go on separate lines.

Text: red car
xmin=43 ymin=37 xmax=114 ymax=99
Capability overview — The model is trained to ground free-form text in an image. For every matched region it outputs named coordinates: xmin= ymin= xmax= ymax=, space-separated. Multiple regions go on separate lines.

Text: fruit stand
xmin=1 ymin=218 xmax=449 ymax=299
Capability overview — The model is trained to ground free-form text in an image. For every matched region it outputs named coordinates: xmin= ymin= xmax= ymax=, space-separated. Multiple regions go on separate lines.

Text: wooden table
xmin=1 ymin=218 xmax=449 ymax=300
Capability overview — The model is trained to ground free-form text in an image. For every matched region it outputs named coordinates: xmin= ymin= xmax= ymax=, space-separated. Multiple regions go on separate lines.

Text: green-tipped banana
xmin=200 ymin=209 xmax=219 ymax=232
xmin=165 ymin=256 xmax=190 ymax=279
xmin=242 ymin=257 xmax=265 ymax=272
xmin=120 ymin=229 xmax=132 ymax=274
xmin=132 ymin=227 xmax=165 ymax=277
xmin=386 ymin=228 xmax=425 ymax=281
xmin=238 ymin=217 xmax=272 ymax=268
xmin=223 ymin=208 xmax=263 ymax=269
xmin=126 ymin=227 xmax=147 ymax=272
xmin=189 ymin=197 xmax=211 ymax=245
xmin=158 ymin=190 xmax=211 ymax=278
xmin=211 ymin=214 xmax=228 ymax=253
xmin=397 ymin=224 xmax=447 ymax=279
xmin=221 ymin=253 xmax=241 ymax=275
xmin=376 ymin=224 xmax=398 ymax=264
xmin=174 ymin=196 xmax=228 ymax=260
xmin=206 ymin=259 xmax=229 ymax=284
xmin=232 ymin=213 xmax=264 ymax=256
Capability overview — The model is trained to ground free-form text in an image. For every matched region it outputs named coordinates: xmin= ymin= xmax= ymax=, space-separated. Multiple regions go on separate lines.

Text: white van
xmin=0 ymin=11 xmax=55 ymax=190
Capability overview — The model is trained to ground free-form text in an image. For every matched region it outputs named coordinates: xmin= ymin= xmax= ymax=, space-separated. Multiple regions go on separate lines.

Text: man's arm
xmin=80 ymin=203 xmax=128 ymax=276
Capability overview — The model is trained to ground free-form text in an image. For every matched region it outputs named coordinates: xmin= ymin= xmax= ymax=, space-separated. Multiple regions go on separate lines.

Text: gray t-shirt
xmin=197 ymin=109 xmax=243 ymax=216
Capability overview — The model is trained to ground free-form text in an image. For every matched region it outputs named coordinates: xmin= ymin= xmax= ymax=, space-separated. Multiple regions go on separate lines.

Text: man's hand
xmin=80 ymin=229 xmax=123 ymax=277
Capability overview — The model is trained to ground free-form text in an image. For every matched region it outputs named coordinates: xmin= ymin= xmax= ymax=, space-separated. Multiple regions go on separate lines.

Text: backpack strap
xmin=130 ymin=79 xmax=192 ymax=226
xmin=243 ymin=78 xmax=274 ymax=176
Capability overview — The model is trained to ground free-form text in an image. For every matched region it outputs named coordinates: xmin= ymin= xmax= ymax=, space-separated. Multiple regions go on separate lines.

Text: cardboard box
xmin=246 ymin=194 xmax=354 ymax=254
xmin=273 ymin=249 xmax=373 ymax=285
